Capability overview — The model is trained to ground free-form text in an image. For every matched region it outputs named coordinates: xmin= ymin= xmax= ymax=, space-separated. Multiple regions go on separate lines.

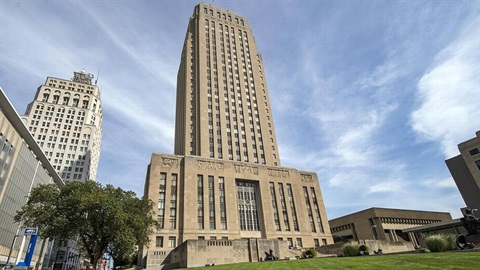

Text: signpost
xmin=23 ymin=228 xmax=38 ymax=235
xmin=15 ymin=227 xmax=38 ymax=268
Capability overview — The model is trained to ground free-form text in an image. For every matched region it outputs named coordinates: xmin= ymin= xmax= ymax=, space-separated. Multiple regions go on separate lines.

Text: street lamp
xmin=472 ymin=209 xmax=478 ymax=218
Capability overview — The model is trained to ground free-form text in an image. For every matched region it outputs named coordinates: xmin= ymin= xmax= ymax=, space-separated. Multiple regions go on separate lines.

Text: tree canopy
xmin=15 ymin=181 xmax=158 ymax=267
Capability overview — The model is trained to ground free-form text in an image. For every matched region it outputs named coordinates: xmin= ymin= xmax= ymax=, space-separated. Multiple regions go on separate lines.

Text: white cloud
xmin=368 ymin=181 xmax=403 ymax=194
xmin=422 ymin=177 xmax=457 ymax=189
xmin=411 ymin=16 xmax=480 ymax=158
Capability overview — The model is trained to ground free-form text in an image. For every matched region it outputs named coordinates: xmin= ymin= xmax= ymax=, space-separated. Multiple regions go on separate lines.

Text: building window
xmin=303 ymin=187 xmax=316 ymax=232
xmin=219 ymin=177 xmax=227 ymax=230
xmin=198 ymin=236 xmax=205 ymax=240
xmin=158 ymin=173 xmax=167 ymax=229
xmin=286 ymin=184 xmax=299 ymax=231
xmin=475 ymin=160 xmax=480 ymax=170
xmin=287 ymin=238 xmax=293 ymax=248
xmin=168 ymin=237 xmax=176 ymax=247
xmin=155 ymin=236 xmax=163 ymax=248
xmin=0 ymin=135 xmax=15 ymax=184
xmin=314 ymin=238 xmax=319 ymax=247
xmin=469 ymin=148 xmax=479 ymax=156
xmin=269 ymin=182 xmax=281 ymax=231
xmin=170 ymin=174 xmax=178 ymax=229
xmin=310 ymin=187 xmax=325 ymax=233
xmin=322 ymin=239 xmax=327 ymax=246
xmin=296 ymin=238 xmax=303 ymax=248
xmin=198 ymin=175 xmax=204 ymax=229
xmin=236 ymin=181 xmax=259 ymax=231
xmin=208 ymin=176 xmax=216 ymax=229
xmin=278 ymin=183 xmax=290 ymax=231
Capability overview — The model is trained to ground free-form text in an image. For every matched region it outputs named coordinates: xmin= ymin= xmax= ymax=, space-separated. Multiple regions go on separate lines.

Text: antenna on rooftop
xmin=95 ymin=69 xmax=101 ymax=85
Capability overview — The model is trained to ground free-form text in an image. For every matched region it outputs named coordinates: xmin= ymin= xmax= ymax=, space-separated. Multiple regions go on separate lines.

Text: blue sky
xmin=1 ymin=0 xmax=478 ymax=219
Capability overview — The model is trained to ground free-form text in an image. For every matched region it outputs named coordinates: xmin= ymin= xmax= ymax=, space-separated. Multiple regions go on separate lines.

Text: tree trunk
xmin=34 ymin=238 xmax=48 ymax=270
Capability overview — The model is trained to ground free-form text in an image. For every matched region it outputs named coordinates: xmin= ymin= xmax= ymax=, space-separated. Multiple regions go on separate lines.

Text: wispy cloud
xmin=410 ymin=16 xmax=480 ymax=158
xmin=421 ymin=177 xmax=457 ymax=189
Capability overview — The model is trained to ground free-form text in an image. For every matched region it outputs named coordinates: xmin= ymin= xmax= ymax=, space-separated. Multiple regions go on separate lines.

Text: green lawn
xmin=197 ymin=252 xmax=480 ymax=270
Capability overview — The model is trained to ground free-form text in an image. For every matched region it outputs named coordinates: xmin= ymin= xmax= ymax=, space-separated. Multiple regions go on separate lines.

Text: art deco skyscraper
xmin=174 ymin=4 xmax=280 ymax=166
xmin=21 ymin=71 xmax=103 ymax=182
xmin=142 ymin=4 xmax=332 ymax=268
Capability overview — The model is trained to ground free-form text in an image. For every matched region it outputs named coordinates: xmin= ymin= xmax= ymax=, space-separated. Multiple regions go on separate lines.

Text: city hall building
xmin=141 ymin=3 xmax=332 ymax=269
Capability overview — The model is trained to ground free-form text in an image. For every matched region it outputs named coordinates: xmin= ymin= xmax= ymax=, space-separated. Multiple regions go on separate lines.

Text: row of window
xmin=155 ymin=236 xmax=176 ymax=248
xmin=155 ymin=171 xmax=327 ymax=244
xmin=203 ymin=6 xmax=245 ymax=26
xmin=48 ymin=78 xmax=95 ymax=90
xmin=270 ymin=182 xmax=324 ymax=233
xmin=203 ymin=19 xmax=275 ymax=164
xmin=155 ymin=235 xmax=326 ymax=249
xmin=41 ymin=92 xmax=97 ymax=111
xmin=277 ymin=237 xmax=327 ymax=248
xmin=158 ymin=173 xmax=178 ymax=230
xmin=469 ymin=148 xmax=480 ymax=170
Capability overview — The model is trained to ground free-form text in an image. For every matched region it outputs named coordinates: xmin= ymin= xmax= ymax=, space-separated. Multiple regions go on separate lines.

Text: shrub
xmin=425 ymin=234 xmax=456 ymax=252
xmin=303 ymin=248 xmax=317 ymax=258
xmin=342 ymin=243 xmax=360 ymax=257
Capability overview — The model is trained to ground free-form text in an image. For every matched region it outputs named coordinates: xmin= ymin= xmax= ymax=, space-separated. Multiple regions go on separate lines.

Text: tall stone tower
xmin=142 ymin=3 xmax=333 ymax=268
xmin=174 ymin=3 xmax=280 ymax=167
xmin=21 ymin=70 xmax=102 ymax=182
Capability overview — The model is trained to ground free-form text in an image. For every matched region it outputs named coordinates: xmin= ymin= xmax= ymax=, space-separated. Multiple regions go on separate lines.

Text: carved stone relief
xmin=268 ymin=169 xmax=290 ymax=178
xmin=161 ymin=157 xmax=179 ymax=168
xmin=197 ymin=160 xmax=224 ymax=171
xmin=234 ymin=164 xmax=259 ymax=175
xmin=300 ymin=173 xmax=314 ymax=182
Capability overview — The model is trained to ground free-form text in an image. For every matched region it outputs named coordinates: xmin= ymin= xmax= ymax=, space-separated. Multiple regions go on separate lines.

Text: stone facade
xmin=21 ymin=71 xmax=103 ymax=182
xmin=142 ymin=153 xmax=332 ymax=268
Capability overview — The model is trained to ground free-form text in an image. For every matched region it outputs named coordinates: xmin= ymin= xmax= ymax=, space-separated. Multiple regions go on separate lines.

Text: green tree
xmin=15 ymin=181 xmax=158 ymax=268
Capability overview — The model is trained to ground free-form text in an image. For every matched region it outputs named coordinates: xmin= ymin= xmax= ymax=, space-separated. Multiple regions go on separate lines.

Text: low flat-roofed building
xmin=0 ymin=88 xmax=63 ymax=267
xmin=329 ymin=207 xmax=452 ymax=247
xmin=403 ymin=218 xmax=466 ymax=248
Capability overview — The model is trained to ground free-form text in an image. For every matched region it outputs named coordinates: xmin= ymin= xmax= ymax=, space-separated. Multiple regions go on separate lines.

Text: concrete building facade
xmin=21 ymin=71 xmax=103 ymax=183
xmin=445 ymin=131 xmax=480 ymax=211
xmin=141 ymin=3 xmax=332 ymax=269
xmin=329 ymin=207 xmax=452 ymax=247
xmin=0 ymin=88 xmax=64 ymax=268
